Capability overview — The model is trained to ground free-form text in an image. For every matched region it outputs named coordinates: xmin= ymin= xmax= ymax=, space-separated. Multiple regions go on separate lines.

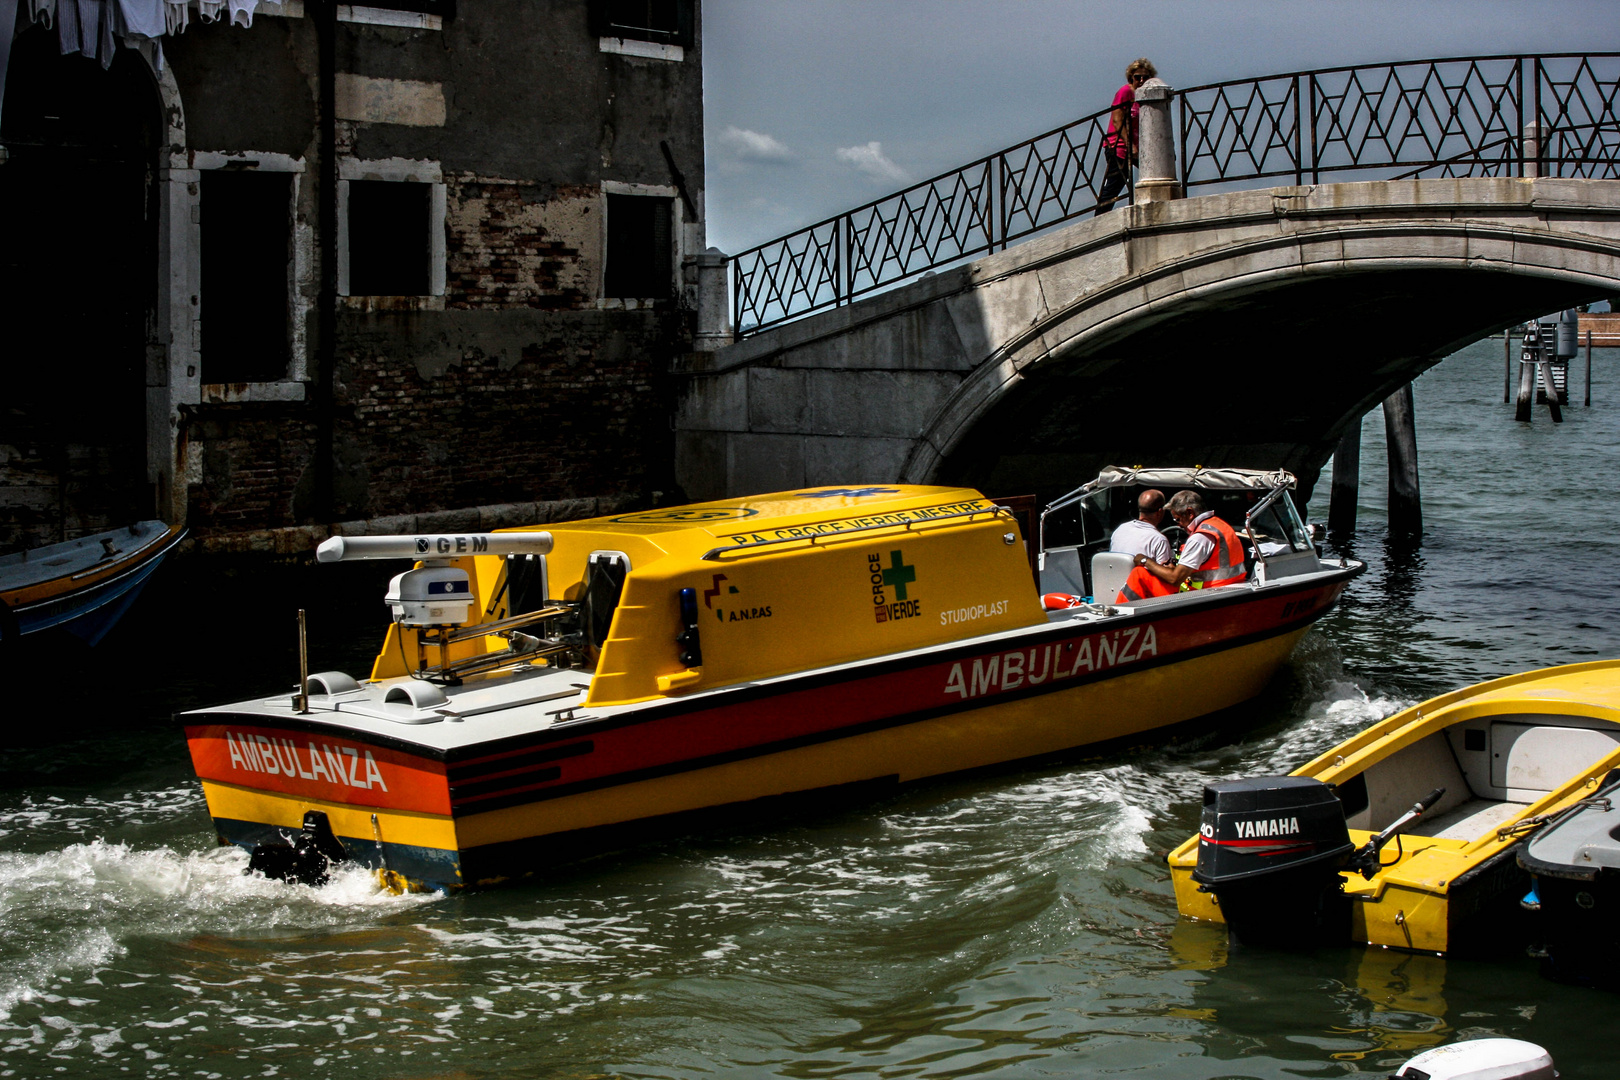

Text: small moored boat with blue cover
xmin=0 ymin=521 xmax=186 ymax=645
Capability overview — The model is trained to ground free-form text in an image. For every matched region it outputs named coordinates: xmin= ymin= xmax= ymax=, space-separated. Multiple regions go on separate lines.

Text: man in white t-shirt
xmin=1109 ymin=489 xmax=1172 ymax=564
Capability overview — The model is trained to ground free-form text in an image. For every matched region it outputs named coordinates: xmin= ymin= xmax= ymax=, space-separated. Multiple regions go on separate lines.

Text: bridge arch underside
xmin=931 ymin=266 xmax=1612 ymax=505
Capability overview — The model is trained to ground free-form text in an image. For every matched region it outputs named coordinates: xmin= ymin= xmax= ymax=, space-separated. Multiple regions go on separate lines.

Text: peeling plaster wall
xmin=154 ymin=0 xmax=704 ymax=541
xmin=165 ymin=17 xmax=316 ymax=156
xmin=445 ymin=179 xmax=601 ymax=308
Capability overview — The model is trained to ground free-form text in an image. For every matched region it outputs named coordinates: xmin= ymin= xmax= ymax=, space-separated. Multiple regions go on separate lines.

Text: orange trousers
xmin=1117 ymin=565 xmax=1177 ymax=603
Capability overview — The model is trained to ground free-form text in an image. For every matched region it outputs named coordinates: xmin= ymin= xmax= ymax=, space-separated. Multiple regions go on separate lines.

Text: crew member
xmin=1109 ymin=488 xmax=1172 ymax=564
xmin=1117 ymin=489 xmax=1247 ymax=601
xmin=1113 ymin=489 xmax=1178 ymax=602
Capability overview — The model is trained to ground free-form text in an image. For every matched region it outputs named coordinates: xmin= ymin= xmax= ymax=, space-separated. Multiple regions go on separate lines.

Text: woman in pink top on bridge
xmin=1097 ymin=58 xmax=1156 ymax=214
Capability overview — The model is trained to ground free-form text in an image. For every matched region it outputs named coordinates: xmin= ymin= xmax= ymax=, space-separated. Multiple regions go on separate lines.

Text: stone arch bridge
xmin=676 ymin=54 xmax=1620 ymax=503
xmin=676 ymin=177 xmax=1620 ymax=501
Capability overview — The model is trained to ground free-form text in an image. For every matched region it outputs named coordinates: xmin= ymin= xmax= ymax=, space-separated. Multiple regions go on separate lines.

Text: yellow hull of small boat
xmin=1168 ymin=659 xmax=1620 ymax=954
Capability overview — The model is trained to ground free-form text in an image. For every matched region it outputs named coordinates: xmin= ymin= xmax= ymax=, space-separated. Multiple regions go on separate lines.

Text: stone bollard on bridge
xmin=1523 ymin=121 xmax=1545 ymax=179
xmin=1135 ymin=78 xmax=1180 ymax=203
xmin=692 ymin=247 xmax=733 ymax=350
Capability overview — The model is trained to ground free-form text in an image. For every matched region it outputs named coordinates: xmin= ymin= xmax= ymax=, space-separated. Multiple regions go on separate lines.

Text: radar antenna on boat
xmin=315 ymin=531 xmax=578 ymax=684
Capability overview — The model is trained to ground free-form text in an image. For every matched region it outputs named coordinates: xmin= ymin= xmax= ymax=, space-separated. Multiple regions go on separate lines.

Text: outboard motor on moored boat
xmin=1195 ymin=775 xmax=1446 ymax=947
xmin=1389 ymin=1038 xmax=1557 ymax=1080
xmin=1193 ymin=776 xmax=1356 ymax=946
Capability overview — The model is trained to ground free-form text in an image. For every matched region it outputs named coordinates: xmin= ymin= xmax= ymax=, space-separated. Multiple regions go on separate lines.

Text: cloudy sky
xmin=702 ymin=0 xmax=1620 ymax=255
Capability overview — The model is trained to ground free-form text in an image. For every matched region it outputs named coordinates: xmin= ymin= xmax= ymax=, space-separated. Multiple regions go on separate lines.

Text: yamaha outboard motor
xmin=1193 ymin=775 xmax=1356 ymax=947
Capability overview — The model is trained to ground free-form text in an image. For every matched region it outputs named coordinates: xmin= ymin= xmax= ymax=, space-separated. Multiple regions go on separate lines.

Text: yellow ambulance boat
xmin=1170 ymin=659 xmax=1620 ymax=955
xmin=182 ymin=474 xmax=1360 ymax=891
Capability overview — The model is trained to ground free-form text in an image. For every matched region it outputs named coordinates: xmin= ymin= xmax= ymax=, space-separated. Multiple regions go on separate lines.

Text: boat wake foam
xmin=0 ymin=784 xmax=204 ymax=843
xmin=0 ymin=840 xmax=434 ymax=1021
xmin=1247 ymin=678 xmax=1413 ymax=775
xmin=978 ymin=767 xmax=1155 ymax=869
xmin=1103 ymin=639 xmax=1415 ymax=829
xmin=1238 ymin=634 xmax=1414 ymax=775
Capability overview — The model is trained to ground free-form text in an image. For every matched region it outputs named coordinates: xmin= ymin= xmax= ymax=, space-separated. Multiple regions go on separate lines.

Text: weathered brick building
xmin=0 ymin=0 xmax=708 ymax=554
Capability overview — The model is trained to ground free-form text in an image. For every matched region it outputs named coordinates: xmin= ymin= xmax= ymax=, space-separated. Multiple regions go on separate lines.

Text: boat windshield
xmin=1246 ymin=491 xmax=1314 ymax=554
xmin=1067 ymin=485 xmax=1286 ymax=547
xmin=1066 ymin=493 xmax=1113 ymax=548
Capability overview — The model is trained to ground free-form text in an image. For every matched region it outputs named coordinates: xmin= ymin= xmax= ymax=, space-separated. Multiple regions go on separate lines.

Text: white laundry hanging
xmin=117 ymin=0 xmax=166 ymax=38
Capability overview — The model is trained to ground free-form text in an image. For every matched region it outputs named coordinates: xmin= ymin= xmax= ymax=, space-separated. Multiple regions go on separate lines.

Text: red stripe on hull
xmin=186 ymin=724 xmax=449 ymax=815
xmin=448 ymin=581 xmax=1346 ymax=813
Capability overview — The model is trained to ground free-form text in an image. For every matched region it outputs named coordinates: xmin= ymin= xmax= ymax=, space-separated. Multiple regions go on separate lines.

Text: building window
xmin=201 ymin=170 xmax=292 ymax=384
xmin=604 ymin=193 xmax=673 ymax=300
xmin=347 ymin=180 xmax=432 ymax=296
xmin=589 ymin=0 xmax=692 ymax=48
xmin=336 ymin=161 xmax=445 ymax=300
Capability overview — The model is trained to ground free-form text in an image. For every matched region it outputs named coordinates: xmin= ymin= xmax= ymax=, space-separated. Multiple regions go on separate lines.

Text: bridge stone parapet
xmin=676 ymin=177 xmax=1620 ymax=502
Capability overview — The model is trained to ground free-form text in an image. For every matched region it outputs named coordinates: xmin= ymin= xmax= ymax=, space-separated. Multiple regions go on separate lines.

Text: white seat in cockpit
xmin=1091 ymin=552 xmax=1135 ymax=604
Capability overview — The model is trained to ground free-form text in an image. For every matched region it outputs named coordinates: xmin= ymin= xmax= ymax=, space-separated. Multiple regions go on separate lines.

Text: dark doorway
xmin=0 ymin=26 xmax=161 ymax=554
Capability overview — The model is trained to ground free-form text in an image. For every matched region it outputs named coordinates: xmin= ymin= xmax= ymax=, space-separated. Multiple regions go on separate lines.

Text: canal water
xmin=2 ymin=338 xmax=1618 ymax=1079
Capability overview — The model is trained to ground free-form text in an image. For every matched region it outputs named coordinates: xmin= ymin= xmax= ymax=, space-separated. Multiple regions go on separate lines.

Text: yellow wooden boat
xmin=179 ymin=476 xmax=1360 ymax=891
xmin=1169 ymin=659 xmax=1620 ymax=955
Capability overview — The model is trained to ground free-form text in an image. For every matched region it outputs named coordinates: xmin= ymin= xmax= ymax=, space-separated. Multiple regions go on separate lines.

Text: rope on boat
xmin=1496 ymin=796 xmax=1612 ymax=841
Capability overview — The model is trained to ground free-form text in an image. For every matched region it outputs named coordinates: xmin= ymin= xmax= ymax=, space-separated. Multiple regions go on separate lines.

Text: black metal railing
xmin=731 ymin=53 xmax=1620 ymax=337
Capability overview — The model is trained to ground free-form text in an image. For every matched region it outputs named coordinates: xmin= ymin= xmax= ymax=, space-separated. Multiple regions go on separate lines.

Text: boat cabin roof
xmin=525 ymin=485 xmax=994 ymax=560
xmin=1079 ymin=466 xmax=1296 ymax=496
xmin=1039 ymin=467 xmax=1302 ymax=547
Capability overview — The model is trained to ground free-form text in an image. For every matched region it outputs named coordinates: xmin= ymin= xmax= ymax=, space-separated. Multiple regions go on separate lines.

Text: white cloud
xmin=834 ymin=140 xmax=907 ymax=185
xmin=719 ymin=125 xmax=794 ymax=163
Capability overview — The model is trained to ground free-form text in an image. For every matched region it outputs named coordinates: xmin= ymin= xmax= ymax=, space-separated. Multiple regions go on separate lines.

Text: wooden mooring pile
xmin=1330 ymin=309 xmax=1607 ymax=538
xmin=1328 ymin=386 xmax=1421 ymax=538
xmin=1505 ymin=310 xmax=1598 ymax=422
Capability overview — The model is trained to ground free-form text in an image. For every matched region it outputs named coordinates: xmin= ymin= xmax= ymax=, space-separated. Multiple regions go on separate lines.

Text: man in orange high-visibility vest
xmin=1116 ymin=489 xmax=1247 ymax=600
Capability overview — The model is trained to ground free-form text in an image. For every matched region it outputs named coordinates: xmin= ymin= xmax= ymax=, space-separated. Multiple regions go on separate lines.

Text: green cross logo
xmin=882 ymin=550 xmax=916 ymax=600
